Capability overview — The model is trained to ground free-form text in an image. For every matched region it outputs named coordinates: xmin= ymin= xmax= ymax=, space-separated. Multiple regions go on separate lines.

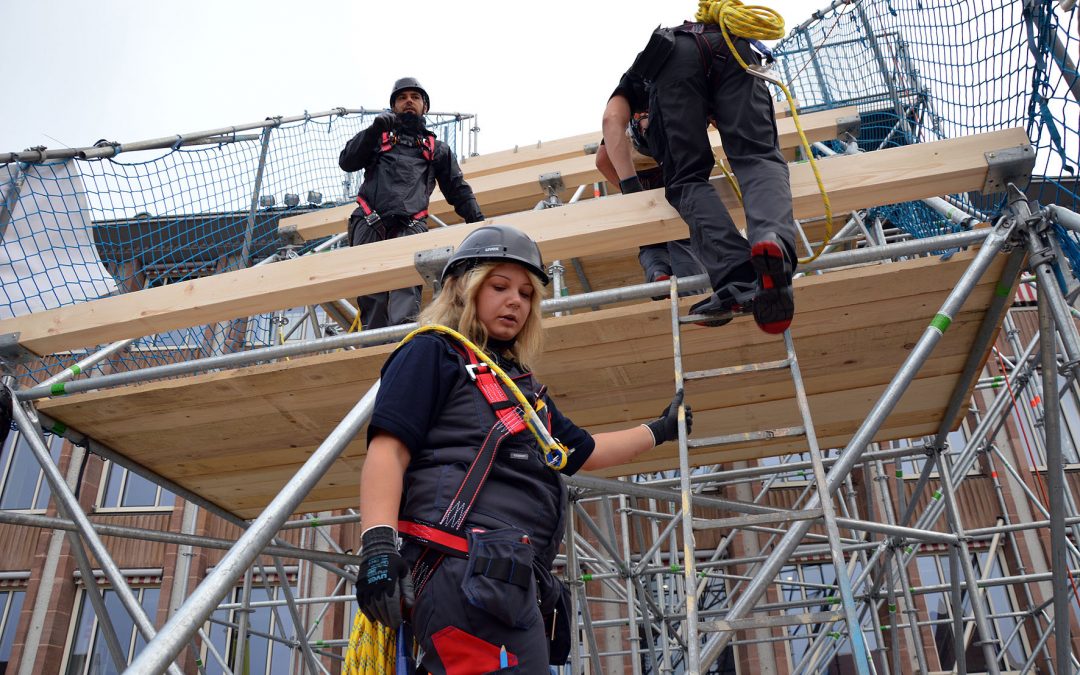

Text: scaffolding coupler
xmin=0 ymin=333 xmax=36 ymax=375
xmin=538 ymin=171 xmax=565 ymax=209
xmin=414 ymin=245 xmax=455 ymax=291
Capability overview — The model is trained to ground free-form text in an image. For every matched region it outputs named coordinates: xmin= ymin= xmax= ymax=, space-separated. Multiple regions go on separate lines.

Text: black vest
xmin=398 ymin=337 xmax=568 ymax=569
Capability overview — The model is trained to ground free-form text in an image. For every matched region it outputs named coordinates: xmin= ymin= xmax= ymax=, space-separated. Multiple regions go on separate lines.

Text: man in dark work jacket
xmin=339 ymin=77 xmax=484 ymax=330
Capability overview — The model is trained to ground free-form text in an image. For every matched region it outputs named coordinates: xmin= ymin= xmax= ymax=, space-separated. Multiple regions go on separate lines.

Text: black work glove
xmin=355 ymin=526 xmax=414 ymax=628
xmin=644 ymin=390 xmax=692 ymax=446
xmin=619 ymin=176 xmax=644 ymax=194
xmin=371 ymin=111 xmax=396 ymax=133
xmin=0 ymin=387 xmax=11 ymax=450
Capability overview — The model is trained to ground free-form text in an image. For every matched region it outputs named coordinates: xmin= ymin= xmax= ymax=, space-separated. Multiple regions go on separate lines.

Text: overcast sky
xmin=1 ymin=0 xmax=811 ymax=159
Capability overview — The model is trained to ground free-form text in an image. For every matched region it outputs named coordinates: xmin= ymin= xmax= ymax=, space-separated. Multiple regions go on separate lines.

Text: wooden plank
xmin=2 ymin=128 xmax=1028 ymax=357
xmin=34 ymin=251 xmax=1011 ymax=518
xmin=280 ymin=107 xmax=859 ymax=241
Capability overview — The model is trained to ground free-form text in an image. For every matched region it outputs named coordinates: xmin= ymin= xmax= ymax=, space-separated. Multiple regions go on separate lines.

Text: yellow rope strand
xmin=342 ymin=610 xmax=396 ymax=675
xmin=397 ymin=324 xmax=570 ymax=469
xmin=696 ymin=0 xmax=835 ymax=263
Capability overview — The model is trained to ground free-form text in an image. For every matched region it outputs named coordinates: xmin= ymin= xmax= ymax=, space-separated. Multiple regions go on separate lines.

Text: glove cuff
xmin=619 ymin=176 xmax=644 ymax=194
xmin=361 ymin=525 xmax=400 ymax=555
xmin=643 ymin=421 xmax=663 ymax=447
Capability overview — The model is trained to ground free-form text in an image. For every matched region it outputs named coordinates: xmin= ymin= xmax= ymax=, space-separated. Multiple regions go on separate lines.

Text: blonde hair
xmin=418 ymin=262 xmax=545 ymax=366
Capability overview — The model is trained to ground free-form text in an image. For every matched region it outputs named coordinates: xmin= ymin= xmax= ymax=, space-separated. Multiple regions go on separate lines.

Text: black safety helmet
xmin=441 ymin=225 xmax=550 ymax=286
xmin=389 ymin=77 xmax=430 ymax=113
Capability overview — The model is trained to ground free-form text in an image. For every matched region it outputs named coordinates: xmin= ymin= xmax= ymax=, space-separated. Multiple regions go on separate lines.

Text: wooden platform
xmin=33 ymin=250 xmax=1014 ymax=518
xmin=279 ymin=106 xmax=859 ymax=242
xmin=1 ymin=128 xmax=1028 ymax=357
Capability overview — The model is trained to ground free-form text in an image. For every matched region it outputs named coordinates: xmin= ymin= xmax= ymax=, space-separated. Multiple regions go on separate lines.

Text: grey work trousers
xmin=647 ymin=29 xmax=797 ymax=291
xmin=348 ymin=211 xmax=427 ymax=330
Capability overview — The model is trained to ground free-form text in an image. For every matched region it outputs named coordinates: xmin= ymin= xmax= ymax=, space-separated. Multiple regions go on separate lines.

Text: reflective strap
xmin=379 ymin=131 xmax=393 ymax=152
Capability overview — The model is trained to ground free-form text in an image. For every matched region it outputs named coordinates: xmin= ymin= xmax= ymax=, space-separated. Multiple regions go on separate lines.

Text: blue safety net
xmin=772 ymin=0 xmax=1078 ymax=253
xmin=0 ymin=110 xmax=469 ymax=384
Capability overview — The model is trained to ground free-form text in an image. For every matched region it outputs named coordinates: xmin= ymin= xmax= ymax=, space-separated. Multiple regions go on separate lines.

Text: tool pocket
xmin=462 ymin=528 xmax=538 ymax=629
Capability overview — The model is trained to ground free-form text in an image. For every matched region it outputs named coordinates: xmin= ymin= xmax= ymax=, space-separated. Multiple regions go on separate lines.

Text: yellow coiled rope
xmin=342 ymin=611 xmax=395 ymax=675
xmin=696 ymin=0 xmax=835 ymax=264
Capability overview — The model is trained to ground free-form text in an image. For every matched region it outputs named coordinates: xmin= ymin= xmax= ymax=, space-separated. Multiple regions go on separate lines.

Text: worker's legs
xmin=638 ymin=243 xmax=672 ymax=283
xmin=386 ymin=286 xmax=422 ymax=326
xmin=648 ymin=33 xmax=754 ymax=294
xmin=705 ymin=34 xmax=797 ymax=332
xmin=706 ymin=34 xmax=797 ymax=265
xmin=357 ymin=293 xmax=390 ymax=330
xmin=667 ymin=238 xmax=705 ymax=279
xmin=352 ymin=215 xmax=426 ymax=330
xmin=409 ymin=556 xmax=550 ymax=674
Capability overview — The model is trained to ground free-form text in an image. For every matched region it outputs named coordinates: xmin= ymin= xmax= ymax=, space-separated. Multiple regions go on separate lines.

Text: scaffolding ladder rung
xmin=687 ymin=426 xmax=806 ymax=449
xmin=692 ymin=507 xmax=824 ymax=531
xmin=700 ymin=610 xmax=846 ymax=633
xmin=685 ymin=358 xmax=793 ymax=380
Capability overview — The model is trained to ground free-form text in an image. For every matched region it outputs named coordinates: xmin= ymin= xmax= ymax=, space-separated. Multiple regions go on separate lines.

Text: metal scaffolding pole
xmin=1039 ymin=287 xmax=1072 ymax=673
xmin=6 ymin=391 xmax=185 ymax=675
xmin=125 ymin=382 xmax=379 ymax=673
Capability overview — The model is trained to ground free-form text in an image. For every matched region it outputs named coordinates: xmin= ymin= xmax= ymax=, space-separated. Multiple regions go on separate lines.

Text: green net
xmin=0 ymin=110 xmax=472 ymax=383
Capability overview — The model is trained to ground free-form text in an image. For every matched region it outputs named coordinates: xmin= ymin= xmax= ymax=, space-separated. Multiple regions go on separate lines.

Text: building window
xmin=98 ymin=462 xmax=175 ymax=510
xmin=777 ymin=562 xmax=880 ymax=673
xmin=64 ymin=586 xmax=160 ymax=675
xmin=0 ymin=430 xmax=63 ymax=511
xmin=0 ymin=589 xmax=26 ymax=674
xmin=915 ymin=552 xmax=1028 ymax=672
xmin=202 ymin=585 xmax=298 ymax=675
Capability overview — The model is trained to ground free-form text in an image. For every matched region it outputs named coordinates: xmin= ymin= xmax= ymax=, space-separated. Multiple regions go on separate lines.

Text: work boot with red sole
xmin=751 ymin=235 xmax=795 ymax=334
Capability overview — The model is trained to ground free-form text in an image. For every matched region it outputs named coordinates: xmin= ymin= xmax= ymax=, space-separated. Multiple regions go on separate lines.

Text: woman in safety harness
xmin=355 ymin=224 xmax=691 ymax=674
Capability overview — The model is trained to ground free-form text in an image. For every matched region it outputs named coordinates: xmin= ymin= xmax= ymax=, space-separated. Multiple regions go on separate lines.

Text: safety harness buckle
xmin=464 ymin=362 xmax=489 ymax=381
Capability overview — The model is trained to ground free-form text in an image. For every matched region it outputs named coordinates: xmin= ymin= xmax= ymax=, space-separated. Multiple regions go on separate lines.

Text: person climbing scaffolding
xmin=626 ymin=0 xmax=799 ymax=333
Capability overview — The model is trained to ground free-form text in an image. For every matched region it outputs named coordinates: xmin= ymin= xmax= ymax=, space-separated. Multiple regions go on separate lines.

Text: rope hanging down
xmin=696 ymin=0 xmax=836 ymax=264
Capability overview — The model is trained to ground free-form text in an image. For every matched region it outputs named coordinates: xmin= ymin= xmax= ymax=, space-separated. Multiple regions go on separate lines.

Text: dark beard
xmin=396 ymin=112 xmax=426 ymax=135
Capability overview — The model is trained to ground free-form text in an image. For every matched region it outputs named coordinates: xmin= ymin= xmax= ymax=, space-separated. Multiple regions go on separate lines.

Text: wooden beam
xmin=34 ymin=251 xmax=1010 ymax=518
xmin=279 ymin=106 xmax=860 ymax=242
xmin=1 ymin=127 xmax=1029 ymax=356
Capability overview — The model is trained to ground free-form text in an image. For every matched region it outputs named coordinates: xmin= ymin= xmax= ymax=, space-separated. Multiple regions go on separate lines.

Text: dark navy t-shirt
xmin=368 ymin=333 xmax=595 ymax=475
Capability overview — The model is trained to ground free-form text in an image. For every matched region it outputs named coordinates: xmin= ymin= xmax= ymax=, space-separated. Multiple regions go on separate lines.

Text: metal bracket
xmin=746 ymin=64 xmax=784 ymax=87
xmin=414 ymin=245 xmax=455 ymax=290
xmin=834 ymin=114 xmax=861 ymax=143
xmin=981 ymin=144 xmax=1036 ymax=194
xmin=582 ymin=142 xmax=599 ymax=156
xmin=0 ymin=333 xmax=37 ymax=374
xmin=538 ymin=171 xmax=565 ymax=197
xmin=278 ymin=224 xmax=304 ymax=247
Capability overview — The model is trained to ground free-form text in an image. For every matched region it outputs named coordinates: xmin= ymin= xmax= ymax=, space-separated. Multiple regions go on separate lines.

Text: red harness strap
xmin=401 ymin=341 xmax=532 ymax=598
xmin=355 ymin=133 xmax=437 ymax=222
xmin=462 ymin=348 xmax=527 ymax=435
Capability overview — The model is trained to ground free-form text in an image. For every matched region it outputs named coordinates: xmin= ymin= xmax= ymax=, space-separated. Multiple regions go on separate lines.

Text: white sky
xmin=0 ymin=0 xmax=811 ymax=158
